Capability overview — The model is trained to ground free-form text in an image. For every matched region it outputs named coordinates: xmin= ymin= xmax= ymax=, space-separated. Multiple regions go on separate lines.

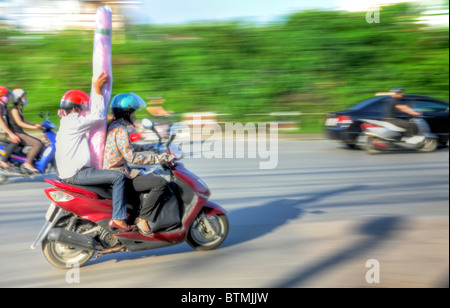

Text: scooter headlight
xmin=169 ymin=144 xmax=184 ymax=160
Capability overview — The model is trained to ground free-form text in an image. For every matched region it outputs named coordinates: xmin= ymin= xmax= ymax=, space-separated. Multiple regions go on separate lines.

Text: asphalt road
xmin=0 ymin=140 xmax=448 ymax=288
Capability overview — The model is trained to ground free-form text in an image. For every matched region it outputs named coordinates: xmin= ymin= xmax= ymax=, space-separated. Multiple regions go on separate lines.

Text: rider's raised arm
xmin=77 ymin=73 xmax=109 ymax=133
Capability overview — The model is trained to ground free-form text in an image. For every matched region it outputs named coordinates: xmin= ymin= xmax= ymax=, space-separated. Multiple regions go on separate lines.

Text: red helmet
xmin=0 ymin=86 xmax=9 ymax=96
xmin=60 ymin=90 xmax=90 ymax=111
xmin=0 ymin=86 xmax=11 ymax=104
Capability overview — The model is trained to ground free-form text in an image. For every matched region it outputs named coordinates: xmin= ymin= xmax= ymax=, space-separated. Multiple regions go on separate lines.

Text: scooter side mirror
xmin=142 ymin=118 xmax=154 ymax=130
xmin=39 ymin=111 xmax=50 ymax=121
xmin=168 ymin=126 xmax=176 ymax=144
xmin=142 ymin=118 xmax=162 ymax=144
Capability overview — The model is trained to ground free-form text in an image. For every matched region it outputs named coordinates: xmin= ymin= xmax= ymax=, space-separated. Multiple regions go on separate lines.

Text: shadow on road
xmin=88 ymin=185 xmax=367 ymax=267
xmin=271 ymin=215 xmax=403 ymax=287
xmin=223 ymin=185 xmax=368 ymax=248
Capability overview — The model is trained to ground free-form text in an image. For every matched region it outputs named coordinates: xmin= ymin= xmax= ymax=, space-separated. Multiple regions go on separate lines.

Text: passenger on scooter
xmin=384 ymin=87 xmax=423 ymax=144
xmin=104 ymin=93 xmax=175 ymax=235
xmin=6 ymin=88 xmax=44 ymax=174
xmin=55 ymin=73 xmax=134 ymax=232
xmin=0 ymin=86 xmax=20 ymax=172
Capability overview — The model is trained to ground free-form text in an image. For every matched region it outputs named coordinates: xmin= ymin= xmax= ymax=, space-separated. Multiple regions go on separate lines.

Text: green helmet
xmin=110 ymin=93 xmax=146 ymax=115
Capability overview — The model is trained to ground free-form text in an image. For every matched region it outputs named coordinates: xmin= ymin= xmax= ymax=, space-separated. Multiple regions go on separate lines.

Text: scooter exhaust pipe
xmin=47 ymin=228 xmax=103 ymax=251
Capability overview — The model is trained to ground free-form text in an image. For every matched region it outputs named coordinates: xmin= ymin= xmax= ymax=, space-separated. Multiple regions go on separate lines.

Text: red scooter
xmin=31 ymin=119 xmax=229 ymax=269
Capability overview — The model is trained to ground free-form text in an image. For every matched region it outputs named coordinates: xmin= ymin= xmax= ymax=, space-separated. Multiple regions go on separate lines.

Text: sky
xmin=133 ymin=0 xmax=444 ymax=24
xmin=135 ymin=0 xmax=335 ymax=24
xmin=1 ymin=0 xmax=447 ymax=29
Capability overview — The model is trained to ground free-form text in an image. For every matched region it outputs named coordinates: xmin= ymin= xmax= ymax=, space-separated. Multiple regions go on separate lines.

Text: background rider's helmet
xmin=110 ymin=93 xmax=146 ymax=116
xmin=0 ymin=86 xmax=11 ymax=105
xmin=12 ymin=88 xmax=28 ymax=106
xmin=60 ymin=90 xmax=90 ymax=111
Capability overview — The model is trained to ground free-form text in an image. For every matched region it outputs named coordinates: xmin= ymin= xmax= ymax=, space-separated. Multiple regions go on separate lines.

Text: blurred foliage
xmin=0 ymin=3 xmax=448 ymax=132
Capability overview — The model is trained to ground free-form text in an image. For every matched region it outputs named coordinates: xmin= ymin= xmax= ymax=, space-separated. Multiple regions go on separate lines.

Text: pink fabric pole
xmin=89 ymin=5 xmax=113 ymax=169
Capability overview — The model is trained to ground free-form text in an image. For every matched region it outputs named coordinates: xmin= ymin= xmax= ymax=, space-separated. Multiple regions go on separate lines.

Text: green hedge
xmin=1 ymin=3 xmax=448 ymax=132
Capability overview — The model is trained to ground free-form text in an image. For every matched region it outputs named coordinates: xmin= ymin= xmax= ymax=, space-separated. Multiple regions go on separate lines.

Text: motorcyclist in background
xmin=7 ymin=88 xmax=44 ymax=173
xmin=384 ymin=87 xmax=423 ymax=144
xmin=0 ymin=86 xmax=20 ymax=172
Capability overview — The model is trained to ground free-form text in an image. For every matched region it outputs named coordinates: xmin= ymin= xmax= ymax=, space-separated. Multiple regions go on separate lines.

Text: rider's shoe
xmin=22 ymin=163 xmax=39 ymax=174
xmin=135 ymin=217 xmax=152 ymax=236
xmin=108 ymin=220 xmax=136 ymax=232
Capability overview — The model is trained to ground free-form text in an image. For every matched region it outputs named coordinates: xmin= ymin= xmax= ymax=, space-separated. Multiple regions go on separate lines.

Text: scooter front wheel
xmin=187 ymin=213 xmax=229 ymax=251
xmin=418 ymin=138 xmax=438 ymax=153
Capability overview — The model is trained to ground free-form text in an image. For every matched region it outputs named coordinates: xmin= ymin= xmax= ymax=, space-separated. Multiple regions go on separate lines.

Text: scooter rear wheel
xmin=187 ymin=214 xmax=229 ymax=251
xmin=42 ymin=218 xmax=95 ymax=269
xmin=365 ymin=137 xmax=382 ymax=155
xmin=42 ymin=238 xmax=94 ymax=269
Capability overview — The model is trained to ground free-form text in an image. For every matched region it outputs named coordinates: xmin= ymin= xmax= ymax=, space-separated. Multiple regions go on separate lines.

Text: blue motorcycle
xmin=0 ymin=112 xmax=57 ymax=184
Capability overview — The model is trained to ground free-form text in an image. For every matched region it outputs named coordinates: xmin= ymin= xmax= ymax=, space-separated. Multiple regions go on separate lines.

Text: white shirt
xmin=55 ymin=93 xmax=105 ymax=179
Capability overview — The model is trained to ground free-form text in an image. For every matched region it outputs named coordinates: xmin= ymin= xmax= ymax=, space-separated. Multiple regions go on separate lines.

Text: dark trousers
xmin=132 ymin=174 xmax=167 ymax=221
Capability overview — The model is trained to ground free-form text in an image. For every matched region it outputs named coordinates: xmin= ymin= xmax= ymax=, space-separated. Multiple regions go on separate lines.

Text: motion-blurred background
xmin=0 ymin=0 xmax=448 ymax=132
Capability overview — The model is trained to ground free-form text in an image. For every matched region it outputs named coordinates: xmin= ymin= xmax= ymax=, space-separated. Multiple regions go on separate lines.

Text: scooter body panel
xmin=361 ymin=117 xmax=438 ymax=152
xmin=42 ymin=162 xmax=216 ymax=252
xmin=35 ymin=129 xmax=57 ymax=173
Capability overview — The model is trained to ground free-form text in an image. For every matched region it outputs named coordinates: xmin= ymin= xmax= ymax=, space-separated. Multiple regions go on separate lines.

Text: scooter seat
xmin=73 ymin=184 xmax=113 ymax=200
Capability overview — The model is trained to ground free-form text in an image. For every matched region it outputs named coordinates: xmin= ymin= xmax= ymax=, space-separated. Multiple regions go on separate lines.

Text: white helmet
xmin=12 ymin=88 xmax=28 ymax=105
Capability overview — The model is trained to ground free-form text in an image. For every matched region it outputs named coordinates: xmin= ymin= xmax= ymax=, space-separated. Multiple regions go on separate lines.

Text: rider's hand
xmin=93 ymin=72 xmax=109 ymax=95
xmin=8 ymin=133 xmax=20 ymax=144
xmin=34 ymin=124 xmax=42 ymax=130
xmin=57 ymin=109 xmax=68 ymax=118
xmin=161 ymin=153 xmax=176 ymax=164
